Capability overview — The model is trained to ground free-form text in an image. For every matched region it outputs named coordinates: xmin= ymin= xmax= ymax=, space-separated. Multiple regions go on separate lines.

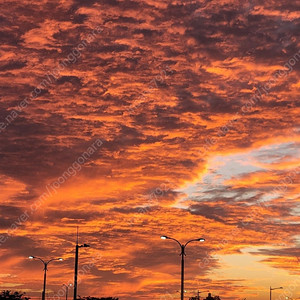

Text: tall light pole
xmin=73 ymin=227 xmax=90 ymax=300
xmin=29 ymin=256 xmax=63 ymax=300
xmin=63 ymin=283 xmax=72 ymax=300
xmin=270 ymin=286 xmax=283 ymax=300
xmin=161 ymin=236 xmax=205 ymax=300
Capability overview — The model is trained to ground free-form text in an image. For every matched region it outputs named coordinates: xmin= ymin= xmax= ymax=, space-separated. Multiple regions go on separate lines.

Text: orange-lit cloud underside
xmin=0 ymin=0 xmax=299 ymax=300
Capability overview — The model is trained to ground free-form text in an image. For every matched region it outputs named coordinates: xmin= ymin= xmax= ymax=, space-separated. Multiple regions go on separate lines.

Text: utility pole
xmin=73 ymin=227 xmax=79 ymax=300
xmin=73 ymin=227 xmax=90 ymax=300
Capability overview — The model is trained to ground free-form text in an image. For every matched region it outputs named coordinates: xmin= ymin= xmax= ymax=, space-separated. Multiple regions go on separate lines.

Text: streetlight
xmin=63 ymin=283 xmax=72 ymax=300
xmin=270 ymin=286 xmax=283 ymax=300
xmin=73 ymin=243 xmax=90 ymax=300
xmin=29 ymin=256 xmax=63 ymax=300
xmin=160 ymin=236 xmax=205 ymax=300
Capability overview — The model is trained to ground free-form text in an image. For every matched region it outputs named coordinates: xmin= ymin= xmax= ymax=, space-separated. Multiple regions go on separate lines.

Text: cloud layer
xmin=0 ymin=0 xmax=299 ymax=299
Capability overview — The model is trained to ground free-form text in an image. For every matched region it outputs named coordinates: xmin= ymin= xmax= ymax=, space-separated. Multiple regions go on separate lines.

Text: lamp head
xmin=79 ymin=243 xmax=90 ymax=248
xmin=58 ymin=258 xmax=63 ymax=261
xmin=198 ymin=238 xmax=205 ymax=242
xmin=63 ymin=283 xmax=73 ymax=287
xmin=28 ymin=256 xmax=35 ymax=259
xmin=161 ymin=236 xmax=168 ymax=240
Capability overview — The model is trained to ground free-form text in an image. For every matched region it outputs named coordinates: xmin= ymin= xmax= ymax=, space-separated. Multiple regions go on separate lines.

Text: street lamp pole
xmin=74 ymin=244 xmax=79 ymax=300
xmin=270 ymin=286 xmax=283 ymax=300
xmin=65 ymin=285 xmax=68 ymax=300
xmin=43 ymin=265 xmax=47 ymax=300
xmin=29 ymin=256 xmax=63 ymax=300
xmin=181 ymin=244 xmax=184 ymax=300
xmin=73 ymin=227 xmax=90 ymax=300
xmin=63 ymin=284 xmax=72 ymax=300
xmin=161 ymin=236 xmax=205 ymax=300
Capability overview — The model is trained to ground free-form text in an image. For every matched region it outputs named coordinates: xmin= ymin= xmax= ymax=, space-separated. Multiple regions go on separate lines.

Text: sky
xmin=0 ymin=0 xmax=299 ymax=300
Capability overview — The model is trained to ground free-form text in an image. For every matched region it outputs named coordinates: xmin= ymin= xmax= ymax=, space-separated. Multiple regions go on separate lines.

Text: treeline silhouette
xmin=78 ymin=297 xmax=118 ymax=300
xmin=0 ymin=291 xmax=30 ymax=300
xmin=0 ymin=291 xmax=118 ymax=300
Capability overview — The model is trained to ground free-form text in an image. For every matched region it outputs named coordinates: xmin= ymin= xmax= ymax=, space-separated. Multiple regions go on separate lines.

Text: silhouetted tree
xmin=78 ymin=296 xmax=118 ymax=300
xmin=0 ymin=291 xmax=30 ymax=300
xmin=205 ymin=293 xmax=215 ymax=300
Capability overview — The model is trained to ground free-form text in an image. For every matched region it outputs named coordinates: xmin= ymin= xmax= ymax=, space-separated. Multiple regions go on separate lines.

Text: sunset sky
xmin=0 ymin=0 xmax=299 ymax=300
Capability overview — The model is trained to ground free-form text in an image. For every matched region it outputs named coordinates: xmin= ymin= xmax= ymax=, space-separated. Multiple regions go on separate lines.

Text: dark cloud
xmin=250 ymin=247 xmax=300 ymax=257
xmin=0 ymin=60 xmax=27 ymax=72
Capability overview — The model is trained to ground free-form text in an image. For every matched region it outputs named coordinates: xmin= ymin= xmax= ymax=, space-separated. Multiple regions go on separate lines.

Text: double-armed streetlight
xmin=63 ymin=283 xmax=72 ymax=300
xmin=270 ymin=286 xmax=283 ymax=300
xmin=161 ymin=236 xmax=205 ymax=300
xmin=29 ymin=256 xmax=63 ymax=300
